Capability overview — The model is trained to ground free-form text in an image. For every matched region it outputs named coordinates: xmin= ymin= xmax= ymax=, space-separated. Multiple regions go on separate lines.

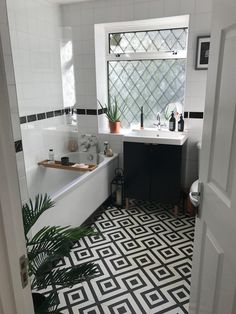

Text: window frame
xmin=105 ymin=24 xmax=188 ymax=126
xmin=105 ymin=25 xmax=188 ymax=62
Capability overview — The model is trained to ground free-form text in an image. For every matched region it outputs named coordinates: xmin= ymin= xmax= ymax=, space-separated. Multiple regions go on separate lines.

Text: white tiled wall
xmin=61 ymin=0 xmax=212 ymax=188
xmin=0 ymin=1 xmax=35 ymax=311
xmin=7 ymin=0 xmax=63 ymax=116
xmin=6 ymin=0 xmax=74 ymax=181
xmin=2 ymin=0 xmax=213 ymax=192
xmin=0 ymin=0 xmax=29 ymax=202
xmin=21 ymin=117 xmax=79 ymax=172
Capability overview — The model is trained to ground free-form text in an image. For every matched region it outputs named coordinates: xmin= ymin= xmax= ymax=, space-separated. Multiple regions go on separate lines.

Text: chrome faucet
xmin=154 ymin=112 xmax=161 ymax=130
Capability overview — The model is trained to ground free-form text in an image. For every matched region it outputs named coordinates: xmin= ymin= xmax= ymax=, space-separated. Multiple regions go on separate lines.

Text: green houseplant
xmin=22 ymin=194 xmax=97 ymax=314
xmin=98 ymin=97 xmax=126 ymax=133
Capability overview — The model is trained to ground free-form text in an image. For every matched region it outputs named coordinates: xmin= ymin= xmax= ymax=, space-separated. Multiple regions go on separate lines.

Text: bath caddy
xmin=38 ymin=160 xmax=97 ymax=172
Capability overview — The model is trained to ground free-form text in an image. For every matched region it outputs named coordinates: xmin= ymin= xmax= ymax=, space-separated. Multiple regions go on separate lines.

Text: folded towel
xmin=72 ymin=163 xmax=89 ymax=169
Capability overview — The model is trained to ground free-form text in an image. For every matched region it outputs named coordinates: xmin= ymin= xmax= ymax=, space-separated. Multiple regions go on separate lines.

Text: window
xmin=107 ymin=27 xmax=188 ymax=127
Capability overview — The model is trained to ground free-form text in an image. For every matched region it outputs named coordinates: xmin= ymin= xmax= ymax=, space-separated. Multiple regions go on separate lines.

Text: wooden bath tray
xmin=38 ymin=160 xmax=97 ymax=172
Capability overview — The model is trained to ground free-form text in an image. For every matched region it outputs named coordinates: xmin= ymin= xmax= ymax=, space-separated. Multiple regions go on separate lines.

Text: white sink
xmin=123 ymin=128 xmax=188 ymax=145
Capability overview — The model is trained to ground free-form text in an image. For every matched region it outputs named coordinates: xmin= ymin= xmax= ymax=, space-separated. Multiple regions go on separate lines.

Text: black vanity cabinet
xmin=124 ymin=142 xmax=183 ymax=203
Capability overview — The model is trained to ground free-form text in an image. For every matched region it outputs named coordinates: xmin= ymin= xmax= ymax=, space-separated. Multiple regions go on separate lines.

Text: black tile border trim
xmin=27 ymin=114 xmax=37 ymax=122
xmin=15 ymin=140 xmax=23 ymax=153
xmin=20 ymin=116 xmax=27 ymax=124
xmin=54 ymin=109 xmax=62 ymax=116
xmin=20 ymin=107 xmax=107 ymax=124
xmin=46 ymin=111 xmax=54 ymax=118
xmin=189 ymin=111 xmax=204 ymax=119
xmin=20 ymin=109 xmax=204 ymax=124
xmin=77 ymin=109 xmax=86 ymax=115
xmin=37 ymin=113 xmax=46 ymax=120
xmin=87 ymin=109 xmax=97 ymax=115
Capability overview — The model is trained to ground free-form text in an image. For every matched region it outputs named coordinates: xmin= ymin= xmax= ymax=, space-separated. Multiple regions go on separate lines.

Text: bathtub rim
xmin=50 ymin=153 xmax=118 ymax=202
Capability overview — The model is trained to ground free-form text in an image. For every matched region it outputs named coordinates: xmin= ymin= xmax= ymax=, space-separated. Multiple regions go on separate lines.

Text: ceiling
xmin=48 ymin=0 xmax=94 ymax=4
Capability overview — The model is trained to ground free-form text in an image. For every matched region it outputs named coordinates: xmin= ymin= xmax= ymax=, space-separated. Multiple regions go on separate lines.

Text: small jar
xmin=68 ymin=139 xmax=78 ymax=152
xmin=104 ymin=141 xmax=109 ymax=155
xmin=48 ymin=149 xmax=55 ymax=164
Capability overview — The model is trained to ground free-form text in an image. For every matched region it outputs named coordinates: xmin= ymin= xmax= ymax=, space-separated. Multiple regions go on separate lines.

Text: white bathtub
xmin=28 ymin=153 xmax=118 ymax=232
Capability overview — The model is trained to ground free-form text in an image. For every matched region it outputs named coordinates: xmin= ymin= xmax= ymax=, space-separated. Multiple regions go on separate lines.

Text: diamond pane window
xmin=107 ymin=27 xmax=188 ymax=127
xmin=109 ymin=28 xmax=188 ymax=54
xmin=108 ymin=59 xmax=186 ymax=127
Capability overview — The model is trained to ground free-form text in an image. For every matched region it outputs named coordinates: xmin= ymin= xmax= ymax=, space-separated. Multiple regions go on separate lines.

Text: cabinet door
xmin=150 ymin=144 xmax=182 ymax=203
xmin=124 ymin=142 xmax=150 ymax=200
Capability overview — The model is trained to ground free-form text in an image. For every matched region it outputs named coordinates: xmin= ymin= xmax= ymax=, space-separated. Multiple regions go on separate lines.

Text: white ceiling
xmin=48 ymin=0 xmax=94 ymax=4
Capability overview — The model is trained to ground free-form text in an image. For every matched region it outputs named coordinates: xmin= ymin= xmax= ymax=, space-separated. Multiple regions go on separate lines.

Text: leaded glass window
xmin=109 ymin=28 xmax=188 ymax=54
xmin=107 ymin=28 xmax=188 ymax=127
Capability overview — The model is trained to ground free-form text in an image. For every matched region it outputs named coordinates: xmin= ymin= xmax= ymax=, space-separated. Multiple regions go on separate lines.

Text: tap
xmin=154 ymin=112 xmax=161 ymax=130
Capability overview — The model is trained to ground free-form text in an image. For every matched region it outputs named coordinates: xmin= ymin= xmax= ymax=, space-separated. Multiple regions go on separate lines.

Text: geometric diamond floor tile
xmin=41 ymin=200 xmax=195 ymax=313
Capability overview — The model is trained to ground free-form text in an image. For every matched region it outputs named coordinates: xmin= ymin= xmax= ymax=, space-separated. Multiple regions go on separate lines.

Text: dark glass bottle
xmin=140 ymin=106 xmax=144 ymax=129
xmin=169 ymin=111 xmax=176 ymax=131
xmin=178 ymin=114 xmax=184 ymax=132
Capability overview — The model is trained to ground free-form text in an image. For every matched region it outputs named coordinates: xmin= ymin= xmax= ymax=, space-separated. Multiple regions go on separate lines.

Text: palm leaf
xmin=33 ymin=292 xmax=62 ymax=314
xmin=33 ymin=263 xmax=98 ymax=290
xmin=22 ymin=194 xmax=55 ymax=237
xmin=27 ymin=226 xmax=96 ymax=269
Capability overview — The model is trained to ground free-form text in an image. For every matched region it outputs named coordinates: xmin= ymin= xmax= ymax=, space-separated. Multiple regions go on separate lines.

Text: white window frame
xmin=94 ymin=15 xmax=189 ymax=131
xmin=104 ymin=16 xmax=189 ymax=63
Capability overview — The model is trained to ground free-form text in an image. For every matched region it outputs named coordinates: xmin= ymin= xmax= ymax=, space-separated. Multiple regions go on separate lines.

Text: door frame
xmin=0 ymin=20 xmax=34 ymax=314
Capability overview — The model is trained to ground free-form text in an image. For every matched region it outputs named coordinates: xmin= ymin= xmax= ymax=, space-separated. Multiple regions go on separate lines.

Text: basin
xmin=123 ymin=128 xmax=187 ymax=145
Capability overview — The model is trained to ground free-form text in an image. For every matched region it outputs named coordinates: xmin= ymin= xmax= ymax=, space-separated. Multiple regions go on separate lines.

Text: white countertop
xmin=123 ymin=128 xmax=188 ymax=145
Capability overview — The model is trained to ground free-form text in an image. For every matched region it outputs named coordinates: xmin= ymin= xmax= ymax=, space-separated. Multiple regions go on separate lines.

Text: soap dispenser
xmin=178 ymin=114 xmax=184 ymax=132
xmin=169 ymin=111 xmax=176 ymax=131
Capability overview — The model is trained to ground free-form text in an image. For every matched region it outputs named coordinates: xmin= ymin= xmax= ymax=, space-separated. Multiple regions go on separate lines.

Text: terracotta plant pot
xmin=109 ymin=121 xmax=121 ymax=133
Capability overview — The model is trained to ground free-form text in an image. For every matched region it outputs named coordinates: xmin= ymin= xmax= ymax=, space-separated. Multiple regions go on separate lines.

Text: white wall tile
xmin=195 ymin=0 xmax=212 ymax=13
xmin=8 ymin=0 xmax=63 ymax=117
xmin=164 ymin=0 xmax=181 ymax=16
xmin=148 ymin=0 xmax=165 ymax=18
xmin=134 ymin=2 xmax=150 ymax=20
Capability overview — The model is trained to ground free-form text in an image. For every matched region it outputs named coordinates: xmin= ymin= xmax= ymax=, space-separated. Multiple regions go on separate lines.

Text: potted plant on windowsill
xmin=98 ymin=97 xmax=126 ymax=133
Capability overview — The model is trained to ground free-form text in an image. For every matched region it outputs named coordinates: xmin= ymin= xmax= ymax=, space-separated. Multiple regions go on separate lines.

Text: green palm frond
xmin=33 ymin=292 xmax=62 ymax=314
xmin=27 ymin=225 xmax=97 ymax=274
xmin=32 ymin=263 xmax=97 ymax=290
xmin=22 ymin=194 xmax=98 ymax=312
xmin=22 ymin=194 xmax=55 ymax=237
xmin=28 ymin=225 xmax=96 ymax=257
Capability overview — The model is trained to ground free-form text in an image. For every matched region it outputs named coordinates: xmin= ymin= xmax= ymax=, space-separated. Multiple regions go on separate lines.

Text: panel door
xmin=189 ymin=0 xmax=236 ymax=312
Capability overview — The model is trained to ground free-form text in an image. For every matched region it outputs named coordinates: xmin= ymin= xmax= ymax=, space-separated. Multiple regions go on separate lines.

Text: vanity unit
xmin=123 ymin=129 xmax=187 ymax=204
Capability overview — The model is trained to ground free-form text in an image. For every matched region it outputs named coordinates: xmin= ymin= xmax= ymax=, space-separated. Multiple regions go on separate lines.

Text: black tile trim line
xmin=184 ymin=111 xmax=189 ymax=119
xmin=184 ymin=111 xmax=204 ymax=119
xmin=20 ymin=107 xmax=71 ymax=124
xmin=27 ymin=114 xmax=37 ymax=122
xmin=20 ymin=107 xmax=107 ymax=124
xmin=76 ymin=109 xmax=86 ymax=115
xmin=20 ymin=108 xmax=203 ymax=124
xmin=15 ymin=140 xmax=23 ymax=153
xmin=20 ymin=116 xmax=27 ymax=124
xmin=37 ymin=113 xmax=46 ymax=120
xmin=189 ymin=111 xmax=204 ymax=119
xmin=86 ymin=109 xmax=97 ymax=115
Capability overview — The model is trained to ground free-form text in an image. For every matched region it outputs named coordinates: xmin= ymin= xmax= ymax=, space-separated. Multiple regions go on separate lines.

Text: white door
xmin=0 ymin=22 xmax=34 ymax=314
xmin=189 ymin=0 xmax=236 ymax=313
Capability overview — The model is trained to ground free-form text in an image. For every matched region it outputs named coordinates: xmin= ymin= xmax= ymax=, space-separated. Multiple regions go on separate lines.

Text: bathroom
xmin=0 ymin=0 xmax=219 ymax=312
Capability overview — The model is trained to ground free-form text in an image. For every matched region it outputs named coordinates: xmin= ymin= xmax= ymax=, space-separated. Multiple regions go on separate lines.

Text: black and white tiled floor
xmin=46 ymin=200 xmax=195 ymax=313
